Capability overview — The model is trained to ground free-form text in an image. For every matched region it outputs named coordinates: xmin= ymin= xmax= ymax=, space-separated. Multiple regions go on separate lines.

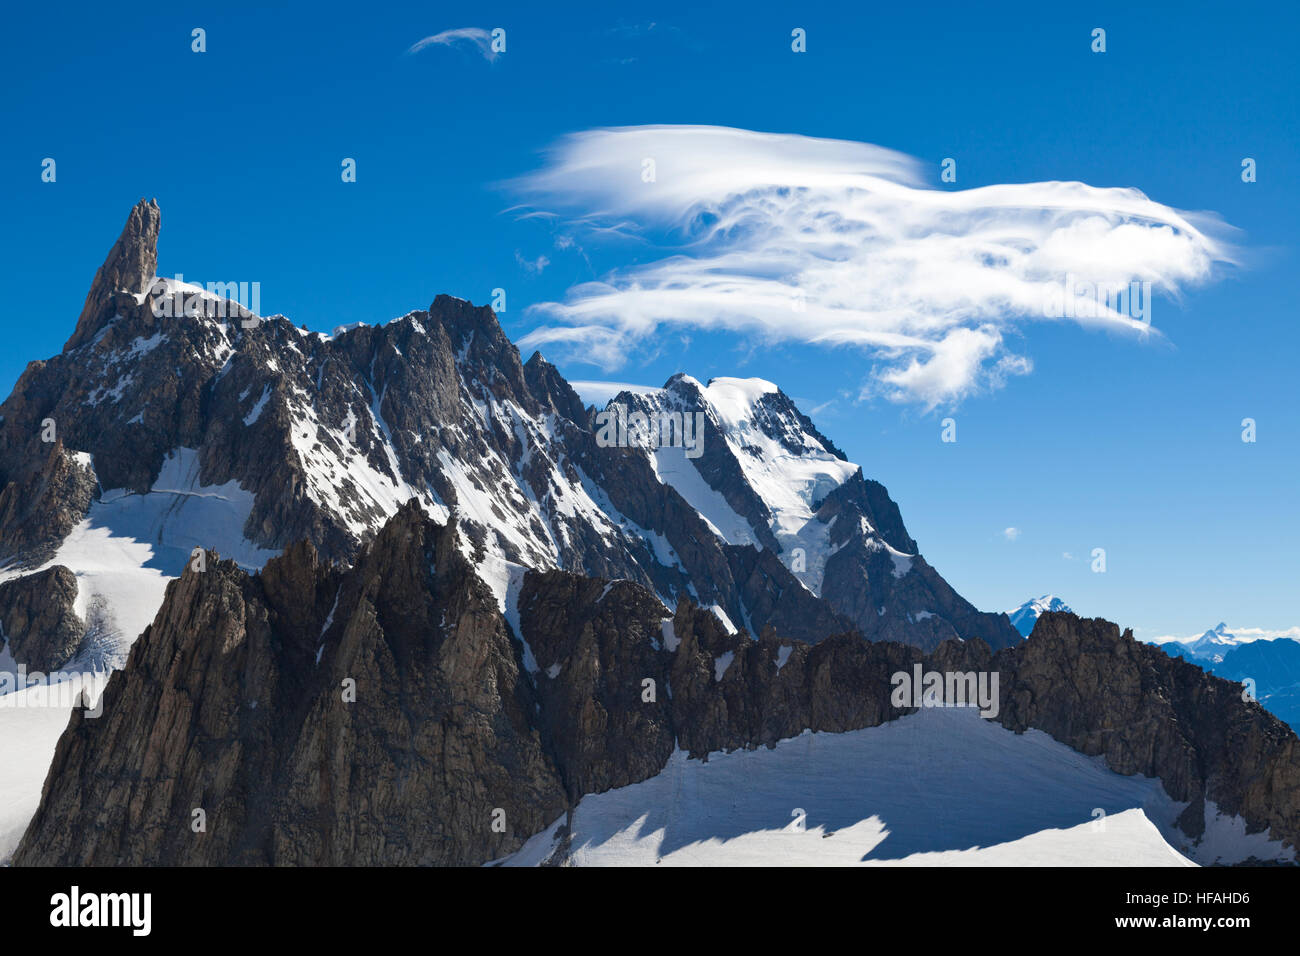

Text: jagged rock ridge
xmin=14 ymin=509 xmax=1300 ymax=866
xmin=13 ymin=505 xmax=922 ymax=865
xmin=999 ymin=612 xmax=1300 ymax=858
xmin=0 ymin=201 xmax=1016 ymax=675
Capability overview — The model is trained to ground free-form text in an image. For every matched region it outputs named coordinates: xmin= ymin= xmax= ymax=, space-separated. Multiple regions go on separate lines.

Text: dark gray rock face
xmin=10 ymin=506 xmax=924 ymax=866
xmin=665 ymin=610 xmax=923 ymax=758
xmin=13 ymin=512 xmax=1300 ymax=865
xmin=821 ymin=545 xmax=1017 ymax=652
xmin=1161 ymin=634 xmax=1300 ymax=732
xmin=720 ymin=544 xmax=851 ymax=643
xmin=0 ymin=441 xmax=97 ymax=568
xmin=514 ymin=571 xmax=676 ymax=802
xmin=995 ymin=612 xmax=1300 ymax=851
xmin=64 ymin=199 xmax=161 ymax=352
xmin=0 ymin=565 xmax=84 ymax=670
xmin=14 ymin=505 xmax=568 ymax=866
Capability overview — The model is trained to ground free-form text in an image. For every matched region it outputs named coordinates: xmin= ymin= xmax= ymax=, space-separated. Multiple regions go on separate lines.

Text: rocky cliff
xmin=14 ymin=508 xmax=1300 ymax=865
xmin=15 ymin=506 xmax=567 ymax=865
xmin=0 ymin=565 xmax=83 ymax=671
xmin=997 ymin=612 xmax=1300 ymax=853
xmin=14 ymin=504 xmax=922 ymax=865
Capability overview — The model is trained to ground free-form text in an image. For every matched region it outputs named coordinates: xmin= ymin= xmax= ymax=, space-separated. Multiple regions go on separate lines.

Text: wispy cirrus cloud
xmin=509 ymin=125 xmax=1237 ymax=408
xmin=405 ymin=27 xmax=497 ymax=61
xmin=515 ymin=251 xmax=550 ymax=275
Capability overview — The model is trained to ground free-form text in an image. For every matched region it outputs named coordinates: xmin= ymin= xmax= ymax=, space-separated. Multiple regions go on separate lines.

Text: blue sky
xmin=2 ymin=0 xmax=1296 ymax=639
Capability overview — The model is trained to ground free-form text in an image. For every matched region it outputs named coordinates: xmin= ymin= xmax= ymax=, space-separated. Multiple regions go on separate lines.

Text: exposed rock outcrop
xmin=15 ymin=505 xmax=567 ymax=866
xmin=0 ymin=565 xmax=84 ymax=670
xmin=996 ymin=612 xmax=1300 ymax=849
xmin=64 ymin=199 xmax=161 ymax=352
xmin=12 ymin=506 xmax=920 ymax=865
xmin=13 ymin=511 xmax=1300 ymax=865
xmin=514 ymin=571 xmax=675 ymax=801
xmin=0 ymin=441 xmax=97 ymax=568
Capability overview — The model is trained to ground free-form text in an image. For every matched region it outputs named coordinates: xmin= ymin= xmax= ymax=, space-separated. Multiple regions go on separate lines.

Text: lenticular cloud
xmin=513 ymin=125 xmax=1235 ymax=407
xmin=405 ymin=27 xmax=496 ymax=61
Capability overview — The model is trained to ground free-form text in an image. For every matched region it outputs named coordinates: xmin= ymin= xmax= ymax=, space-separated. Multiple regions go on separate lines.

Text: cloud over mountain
xmin=513 ymin=125 xmax=1235 ymax=407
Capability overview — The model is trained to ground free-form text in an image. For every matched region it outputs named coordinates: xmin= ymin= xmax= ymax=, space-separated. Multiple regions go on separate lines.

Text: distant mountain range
xmin=1155 ymin=625 xmax=1300 ymax=731
xmin=1160 ymin=622 xmax=1249 ymax=664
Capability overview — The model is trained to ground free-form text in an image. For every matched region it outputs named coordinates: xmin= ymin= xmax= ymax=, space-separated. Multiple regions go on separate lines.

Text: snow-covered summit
xmin=614 ymin=373 xmax=863 ymax=593
xmin=0 ymin=201 xmax=1019 ymax=697
xmin=1169 ymin=623 xmax=1248 ymax=663
xmin=1006 ymin=595 xmax=1073 ymax=638
xmin=604 ymin=372 xmax=1019 ymax=650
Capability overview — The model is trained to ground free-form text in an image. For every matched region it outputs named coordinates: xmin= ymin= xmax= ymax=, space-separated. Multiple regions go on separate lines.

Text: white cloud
xmin=1002 ymin=527 xmax=1021 ymax=541
xmin=406 ymin=27 xmax=497 ymax=61
xmin=511 ymin=125 xmax=1236 ymax=407
xmin=567 ymin=380 xmax=663 ymax=406
xmin=515 ymin=251 xmax=551 ymax=275
xmin=1232 ymin=626 xmax=1300 ymax=641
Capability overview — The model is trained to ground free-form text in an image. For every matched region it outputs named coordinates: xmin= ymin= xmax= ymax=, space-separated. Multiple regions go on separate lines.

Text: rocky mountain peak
xmin=1180 ymin=622 xmax=1245 ymax=661
xmin=0 ymin=200 xmax=1023 ymax=685
xmin=428 ymin=294 xmax=513 ymax=357
xmin=522 ymin=350 xmax=589 ymax=425
xmin=64 ymin=199 xmax=161 ymax=352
